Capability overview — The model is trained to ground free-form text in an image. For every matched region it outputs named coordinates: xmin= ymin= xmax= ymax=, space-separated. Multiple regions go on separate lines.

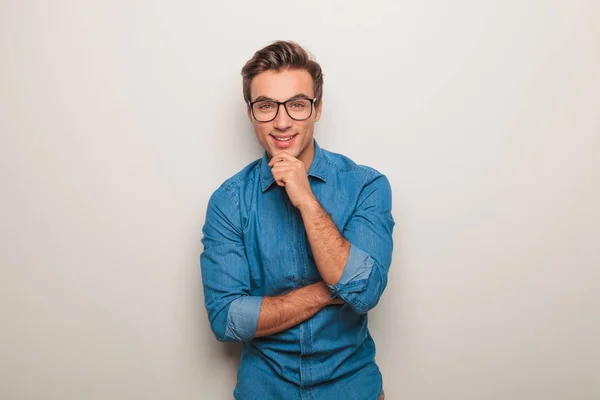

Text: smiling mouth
xmin=272 ymin=134 xmax=297 ymax=142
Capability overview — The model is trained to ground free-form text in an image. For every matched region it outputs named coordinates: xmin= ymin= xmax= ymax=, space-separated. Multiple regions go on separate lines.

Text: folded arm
xmin=255 ymin=281 xmax=341 ymax=337
xmin=200 ymin=186 xmax=340 ymax=343
xmin=299 ymin=172 xmax=395 ymax=314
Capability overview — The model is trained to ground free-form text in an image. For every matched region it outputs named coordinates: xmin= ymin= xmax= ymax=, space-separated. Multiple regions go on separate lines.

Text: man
xmin=200 ymin=41 xmax=394 ymax=400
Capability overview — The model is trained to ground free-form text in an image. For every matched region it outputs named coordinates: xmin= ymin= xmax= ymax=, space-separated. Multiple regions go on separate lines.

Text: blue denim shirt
xmin=200 ymin=140 xmax=394 ymax=400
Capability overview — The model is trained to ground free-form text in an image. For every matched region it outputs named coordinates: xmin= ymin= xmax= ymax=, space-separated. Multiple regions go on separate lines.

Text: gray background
xmin=1 ymin=0 xmax=599 ymax=399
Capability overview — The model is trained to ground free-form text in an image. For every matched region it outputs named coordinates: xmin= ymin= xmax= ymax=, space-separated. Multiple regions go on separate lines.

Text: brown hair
xmin=241 ymin=41 xmax=324 ymax=106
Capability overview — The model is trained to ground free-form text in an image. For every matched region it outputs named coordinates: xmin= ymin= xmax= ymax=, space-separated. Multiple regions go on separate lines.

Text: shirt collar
xmin=259 ymin=139 xmax=328 ymax=192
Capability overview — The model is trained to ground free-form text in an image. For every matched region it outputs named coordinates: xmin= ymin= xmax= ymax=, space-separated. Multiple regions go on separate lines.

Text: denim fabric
xmin=200 ymin=140 xmax=394 ymax=400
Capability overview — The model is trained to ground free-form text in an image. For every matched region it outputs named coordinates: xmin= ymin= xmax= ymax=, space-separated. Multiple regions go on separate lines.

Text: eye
xmin=289 ymin=102 xmax=306 ymax=109
xmin=258 ymin=102 xmax=275 ymax=110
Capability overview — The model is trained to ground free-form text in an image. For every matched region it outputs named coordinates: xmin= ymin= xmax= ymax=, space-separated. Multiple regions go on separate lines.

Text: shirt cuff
xmin=327 ymin=244 xmax=374 ymax=297
xmin=225 ymin=296 xmax=262 ymax=342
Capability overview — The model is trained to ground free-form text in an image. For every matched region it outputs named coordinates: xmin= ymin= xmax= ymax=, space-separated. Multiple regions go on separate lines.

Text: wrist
xmin=312 ymin=281 xmax=333 ymax=306
xmin=297 ymin=195 xmax=320 ymax=214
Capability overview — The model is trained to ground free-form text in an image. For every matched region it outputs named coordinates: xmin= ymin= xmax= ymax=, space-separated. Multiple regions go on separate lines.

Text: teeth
xmin=274 ymin=136 xmax=294 ymax=142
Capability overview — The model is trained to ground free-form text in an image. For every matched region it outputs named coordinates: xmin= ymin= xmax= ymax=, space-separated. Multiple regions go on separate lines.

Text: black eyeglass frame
xmin=248 ymin=97 xmax=318 ymax=122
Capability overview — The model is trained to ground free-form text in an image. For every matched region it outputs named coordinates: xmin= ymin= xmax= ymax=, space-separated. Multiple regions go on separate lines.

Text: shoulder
xmin=321 ymin=148 xmax=393 ymax=214
xmin=321 ymin=147 xmax=389 ymax=186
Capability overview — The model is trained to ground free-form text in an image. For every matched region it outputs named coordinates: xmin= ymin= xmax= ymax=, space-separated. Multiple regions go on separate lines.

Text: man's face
xmin=248 ymin=68 xmax=322 ymax=166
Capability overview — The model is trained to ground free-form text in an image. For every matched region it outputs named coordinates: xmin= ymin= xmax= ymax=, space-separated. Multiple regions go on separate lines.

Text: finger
xmin=271 ymin=172 xmax=298 ymax=187
xmin=271 ymin=164 xmax=302 ymax=178
xmin=268 ymin=155 xmax=287 ymax=166
xmin=272 ymin=175 xmax=290 ymax=188
xmin=271 ymin=166 xmax=295 ymax=175
xmin=269 ymin=158 xmax=290 ymax=168
xmin=271 ymin=168 xmax=296 ymax=181
xmin=268 ymin=152 xmax=294 ymax=166
xmin=270 ymin=163 xmax=296 ymax=171
xmin=274 ymin=151 xmax=293 ymax=159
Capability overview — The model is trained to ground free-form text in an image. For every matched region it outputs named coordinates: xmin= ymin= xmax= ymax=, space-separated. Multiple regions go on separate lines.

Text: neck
xmin=298 ymin=140 xmax=316 ymax=172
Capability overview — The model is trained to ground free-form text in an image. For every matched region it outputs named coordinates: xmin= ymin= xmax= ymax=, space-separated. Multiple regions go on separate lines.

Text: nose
xmin=273 ymin=103 xmax=293 ymax=130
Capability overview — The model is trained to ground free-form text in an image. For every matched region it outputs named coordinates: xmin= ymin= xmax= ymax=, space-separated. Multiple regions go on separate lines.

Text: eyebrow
xmin=252 ymin=93 xmax=312 ymax=102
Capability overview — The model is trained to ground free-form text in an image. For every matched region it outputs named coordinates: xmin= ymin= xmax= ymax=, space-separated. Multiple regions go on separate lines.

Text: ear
xmin=314 ymin=99 xmax=323 ymax=122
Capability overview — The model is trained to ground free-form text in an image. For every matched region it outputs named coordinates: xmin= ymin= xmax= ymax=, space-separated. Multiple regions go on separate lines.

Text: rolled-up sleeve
xmin=200 ymin=185 xmax=262 ymax=342
xmin=327 ymin=172 xmax=394 ymax=314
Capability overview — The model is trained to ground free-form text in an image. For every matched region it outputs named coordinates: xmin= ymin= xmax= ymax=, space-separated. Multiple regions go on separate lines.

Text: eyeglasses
xmin=249 ymin=97 xmax=317 ymax=122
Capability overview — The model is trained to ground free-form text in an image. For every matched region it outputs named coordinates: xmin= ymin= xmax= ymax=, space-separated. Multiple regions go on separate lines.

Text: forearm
xmin=254 ymin=281 xmax=336 ymax=338
xmin=298 ymin=198 xmax=350 ymax=286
